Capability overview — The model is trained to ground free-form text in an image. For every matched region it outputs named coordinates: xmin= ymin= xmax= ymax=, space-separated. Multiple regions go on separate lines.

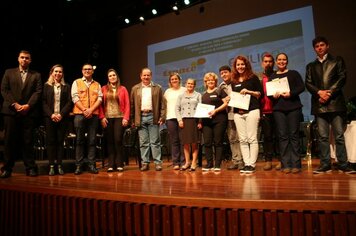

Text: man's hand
xmin=318 ymin=90 xmax=331 ymax=104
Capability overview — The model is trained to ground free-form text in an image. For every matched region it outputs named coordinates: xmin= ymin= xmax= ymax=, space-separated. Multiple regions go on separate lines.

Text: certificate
xmin=194 ymin=103 xmax=215 ymax=118
xmin=228 ymin=91 xmax=251 ymax=110
xmin=266 ymin=77 xmax=290 ymax=96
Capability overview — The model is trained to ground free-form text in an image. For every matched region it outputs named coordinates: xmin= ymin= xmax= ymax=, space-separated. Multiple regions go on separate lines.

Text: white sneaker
xmin=213 ymin=167 xmax=221 ymax=172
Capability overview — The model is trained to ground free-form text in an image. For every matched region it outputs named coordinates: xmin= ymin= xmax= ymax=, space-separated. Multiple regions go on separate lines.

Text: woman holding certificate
xmin=269 ymin=53 xmax=305 ymax=174
xmin=201 ymin=72 xmax=228 ymax=172
xmin=175 ymin=79 xmax=202 ymax=171
xmin=231 ymin=55 xmax=263 ymax=174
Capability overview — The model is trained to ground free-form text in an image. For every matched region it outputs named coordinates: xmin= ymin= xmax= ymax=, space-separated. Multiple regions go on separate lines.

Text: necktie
xmin=21 ymin=71 xmax=27 ymax=84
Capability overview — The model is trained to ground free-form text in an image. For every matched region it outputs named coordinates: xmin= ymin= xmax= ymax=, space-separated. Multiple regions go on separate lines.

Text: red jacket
xmin=99 ymin=85 xmax=130 ymax=121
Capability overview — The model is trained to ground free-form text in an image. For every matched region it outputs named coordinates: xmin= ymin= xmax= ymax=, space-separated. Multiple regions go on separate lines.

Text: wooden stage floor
xmin=2 ymin=158 xmax=356 ymax=235
xmin=1 ymin=158 xmax=356 ymax=212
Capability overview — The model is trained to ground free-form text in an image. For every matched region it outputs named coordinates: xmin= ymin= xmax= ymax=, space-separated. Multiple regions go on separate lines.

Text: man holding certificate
xmin=269 ymin=53 xmax=305 ymax=174
xmin=230 ymin=55 xmax=263 ymax=174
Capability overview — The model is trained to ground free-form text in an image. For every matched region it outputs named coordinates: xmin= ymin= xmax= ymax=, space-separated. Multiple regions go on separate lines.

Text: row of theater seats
xmin=31 ymin=126 xmax=172 ymax=168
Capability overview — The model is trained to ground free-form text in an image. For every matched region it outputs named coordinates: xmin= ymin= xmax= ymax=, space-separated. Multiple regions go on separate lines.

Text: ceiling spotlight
xmin=184 ymin=0 xmax=190 ymax=5
xmin=124 ymin=18 xmax=130 ymax=24
xmin=139 ymin=16 xmax=145 ymax=22
xmin=172 ymin=5 xmax=178 ymax=11
xmin=152 ymin=9 xmax=157 ymax=15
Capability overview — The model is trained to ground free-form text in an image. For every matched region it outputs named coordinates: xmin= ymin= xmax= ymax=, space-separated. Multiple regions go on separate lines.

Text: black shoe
xmin=88 ymin=165 xmax=99 ymax=174
xmin=338 ymin=165 xmax=356 ymax=174
xmin=0 ymin=170 xmax=12 ymax=178
xmin=140 ymin=163 xmax=149 ymax=171
xmin=202 ymin=164 xmax=213 ymax=171
xmin=49 ymin=166 xmax=55 ymax=176
xmin=244 ymin=166 xmax=256 ymax=174
xmin=74 ymin=166 xmax=82 ymax=175
xmin=313 ymin=165 xmax=332 ymax=174
xmin=58 ymin=165 xmax=64 ymax=175
xmin=28 ymin=169 xmax=38 ymax=177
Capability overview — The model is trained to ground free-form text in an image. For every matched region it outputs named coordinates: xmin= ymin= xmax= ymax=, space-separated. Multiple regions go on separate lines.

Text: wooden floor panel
xmin=1 ymin=159 xmax=356 ymax=211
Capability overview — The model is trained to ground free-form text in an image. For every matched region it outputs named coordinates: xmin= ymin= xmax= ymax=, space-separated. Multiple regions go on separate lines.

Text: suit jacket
xmin=130 ymin=82 xmax=166 ymax=127
xmin=1 ymin=67 xmax=42 ymax=117
xmin=42 ymin=83 xmax=73 ymax=118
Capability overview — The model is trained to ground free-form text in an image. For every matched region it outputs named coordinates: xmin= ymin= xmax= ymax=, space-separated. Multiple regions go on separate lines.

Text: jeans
xmin=234 ymin=109 xmax=260 ymax=167
xmin=316 ymin=112 xmax=347 ymax=168
xmin=227 ymin=120 xmax=243 ymax=164
xmin=138 ymin=113 xmax=162 ymax=164
xmin=74 ymin=115 xmax=99 ymax=166
xmin=273 ymin=109 xmax=302 ymax=169
xmin=166 ymin=119 xmax=184 ymax=166
xmin=260 ymin=113 xmax=276 ymax=161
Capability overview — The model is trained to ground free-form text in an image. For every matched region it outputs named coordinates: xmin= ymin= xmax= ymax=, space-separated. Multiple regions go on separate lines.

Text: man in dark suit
xmin=0 ymin=50 xmax=43 ymax=178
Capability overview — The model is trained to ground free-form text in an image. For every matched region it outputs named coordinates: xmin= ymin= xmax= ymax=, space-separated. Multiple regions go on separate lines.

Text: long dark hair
xmin=231 ymin=55 xmax=255 ymax=82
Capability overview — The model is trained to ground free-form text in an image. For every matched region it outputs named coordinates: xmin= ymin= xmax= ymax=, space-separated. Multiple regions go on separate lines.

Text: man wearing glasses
xmin=71 ymin=63 xmax=103 ymax=175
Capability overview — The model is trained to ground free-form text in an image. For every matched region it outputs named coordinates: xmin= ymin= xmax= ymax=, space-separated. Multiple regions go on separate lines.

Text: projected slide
xmin=148 ymin=6 xmax=315 ymax=120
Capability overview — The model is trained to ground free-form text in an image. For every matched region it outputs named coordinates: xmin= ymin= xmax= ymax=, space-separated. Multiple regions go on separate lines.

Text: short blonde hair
xmin=203 ymin=72 xmax=218 ymax=89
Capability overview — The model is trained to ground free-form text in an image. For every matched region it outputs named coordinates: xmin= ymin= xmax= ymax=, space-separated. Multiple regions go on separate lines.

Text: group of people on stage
xmin=1 ymin=36 xmax=355 ymax=178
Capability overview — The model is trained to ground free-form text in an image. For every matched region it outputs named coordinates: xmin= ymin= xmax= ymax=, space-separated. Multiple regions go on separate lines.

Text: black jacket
xmin=305 ymin=54 xmax=347 ymax=115
xmin=42 ymin=83 xmax=73 ymax=118
xmin=1 ymin=68 xmax=42 ymax=117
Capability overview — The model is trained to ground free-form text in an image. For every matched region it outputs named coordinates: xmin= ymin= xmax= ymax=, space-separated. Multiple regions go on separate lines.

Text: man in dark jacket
xmin=305 ymin=36 xmax=355 ymax=174
xmin=0 ymin=50 xmax=43 ymax=178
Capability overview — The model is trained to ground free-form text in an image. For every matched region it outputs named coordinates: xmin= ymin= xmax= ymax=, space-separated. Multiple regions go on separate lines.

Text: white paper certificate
xmin=228 ymin=91 xmax=251 ymax=110
xmin=194 ymin=103 xmax=215 ymax=118
xmin=266 ymin=77 xmax=290 ymax=96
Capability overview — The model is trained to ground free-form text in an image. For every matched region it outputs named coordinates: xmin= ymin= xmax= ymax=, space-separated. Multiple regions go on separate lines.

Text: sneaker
xmin=282 ymin=168 xmax=291 ymax=174
xmin=263 ymin=162 xmax=272 ymax=171
xmin=313 ymin=165 xmax=332 ymax=174
xmin=228 ymin=162 xmax=244 ymax=170
xmin=240 ymin=166 xmax=248 ymax=173
xmin=155 ymin=164 xmax=162 ymax=171
xmin=338 ymin=165 xmax=356 ymax=174
xmin=275 ymin=162 xmax=282 ymax=170
xmin=244 ymin=166 xmax=255 ymax=174
xmin=88 ymin=165 xmax=99 ymax=174
xmin=213 ymin=167 xmax=221 ymax=172
xmin=227 ymin=163 xmax=239 ymax=170
xmin=107 ymin=167 xmax=114 ymax=172
xmin=202 ymin=164 xmax=213 ymax=171
xmin=117 ymin=167 xmax=124 ymax=172
xmin=140 ymin=163 xmax=149 ymax=171
xmin=173 ymin=165 xmax=180 ymax=170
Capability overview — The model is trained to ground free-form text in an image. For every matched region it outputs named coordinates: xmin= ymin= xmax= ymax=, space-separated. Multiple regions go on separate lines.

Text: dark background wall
xmin=1 ymin=0 xmax=355 ymax=102
xmin=117 ymin=0 xmax=356 ymax=102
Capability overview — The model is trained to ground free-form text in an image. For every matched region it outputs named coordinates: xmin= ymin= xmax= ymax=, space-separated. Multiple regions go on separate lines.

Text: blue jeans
xmin=316 ymin=112 xmax=347 ymax=168
xmin=273 ymin=109 xmax=302 ymax=169
xmin=74 ymin=115 xmax=99 ymax=166
xmin=138 ymin=113 xmax=162 ymax=164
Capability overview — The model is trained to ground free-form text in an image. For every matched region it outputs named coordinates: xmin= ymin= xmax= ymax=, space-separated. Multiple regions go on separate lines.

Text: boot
xmin=58 ymin=165 xmax=64 ymax=175
xmin=263 ymin=162 xmax=272 ymax=171
xmin=49 ymin=165 xmax=55 ymax=176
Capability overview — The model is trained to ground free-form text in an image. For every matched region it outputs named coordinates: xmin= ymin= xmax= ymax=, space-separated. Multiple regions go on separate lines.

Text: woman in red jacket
xmin=99 ymin=69 xmax=130 ymax=172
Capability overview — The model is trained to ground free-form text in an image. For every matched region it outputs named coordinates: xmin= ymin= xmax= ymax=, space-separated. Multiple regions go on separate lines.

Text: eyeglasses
xmin=83 ymin=68 xmax=93 ymax=71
